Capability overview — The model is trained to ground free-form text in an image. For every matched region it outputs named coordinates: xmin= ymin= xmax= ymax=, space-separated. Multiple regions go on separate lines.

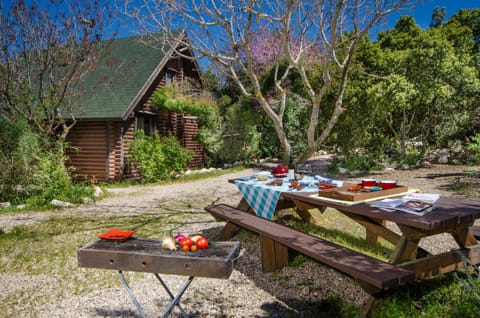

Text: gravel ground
xmin=1 ymin=158 xmax=480 ymax=317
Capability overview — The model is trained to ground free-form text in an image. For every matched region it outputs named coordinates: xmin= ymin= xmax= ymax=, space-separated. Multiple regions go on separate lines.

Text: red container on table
xmin=381 ymin=180 xmax=397 ymax=189
xmin=361 ymin=179 xmax=377 ymax=187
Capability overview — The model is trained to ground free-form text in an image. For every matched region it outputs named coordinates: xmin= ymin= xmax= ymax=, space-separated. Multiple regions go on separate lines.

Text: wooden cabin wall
xmin=67 ymin=120 xmax=138 ymax=182
xmin=183 ymin=116 xmax=205 ymax=168
xmin=66 ymin=121 xmax=109 ymax=182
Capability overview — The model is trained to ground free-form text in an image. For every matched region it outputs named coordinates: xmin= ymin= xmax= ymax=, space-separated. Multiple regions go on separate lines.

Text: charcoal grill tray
xmin=78 ymin=238 xmax=240 ymax=279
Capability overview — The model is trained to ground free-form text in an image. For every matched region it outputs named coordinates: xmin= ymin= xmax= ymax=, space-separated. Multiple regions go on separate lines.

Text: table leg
xmin=117 ymin=270 xmax=193 ymax=318
xmin=220 ymin=198 xmax=256 ymax=239
xmin=118 ymin=271 xmax=147 ymax=318
xmin=292 ymin=200 xmax=318 ymax=223
xmin=389 ymin=236 xmax=421 ymax=264
xmin=158 ymin=275 xmax=194 ymax=318
xmin=452 ymin=225 xmax=478 ymax=248
xmin=365 ymin=219 xmax=386 ymax=246
xmin=154 ymin=273 xmax=189 ymax=317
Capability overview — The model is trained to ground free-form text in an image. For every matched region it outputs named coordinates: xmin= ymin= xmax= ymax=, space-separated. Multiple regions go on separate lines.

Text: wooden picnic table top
xmin=281 ymin=191 xmax=480 ymax=233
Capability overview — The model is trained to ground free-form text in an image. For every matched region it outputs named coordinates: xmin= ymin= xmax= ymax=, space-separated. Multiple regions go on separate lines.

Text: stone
xmin=93 ymin=186 xmax=103 ymax=198
xmin=0 ymin=202 xmax=11 ymax=208
xmin=421 ymin=161 xmax=432 ymax=168
xmin=438 ymin=155 xmax=449 ymax=164
xmin=338 ymin=167 xmax=348 ymax=174
xmin=51 ymin=199 xmax=74 ymax=207
xmin=16 ymin=204 xmax=26 ymax=209
xmin=401 ymin=164 xmax=410 ymax=170
xmin=81 ymin=197 xmax=93 ymax=204
xmin=301 ymin=286 xmax=310 ymax=296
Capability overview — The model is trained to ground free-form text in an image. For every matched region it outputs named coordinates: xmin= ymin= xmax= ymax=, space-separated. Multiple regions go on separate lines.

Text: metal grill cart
xmin=78 ymin=238 xmax=240 ymax=318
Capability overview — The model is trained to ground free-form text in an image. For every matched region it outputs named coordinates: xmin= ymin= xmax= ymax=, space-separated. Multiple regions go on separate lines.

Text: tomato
xmin=181 ymin=244 xmax=190 ymax=252
xmin=179 ymin=237 xmax=193 ymax=248
xmin=190 ymin=244 xmax=197 ymax=252
xmin=196 ymin=237 xmax=208 ymax=250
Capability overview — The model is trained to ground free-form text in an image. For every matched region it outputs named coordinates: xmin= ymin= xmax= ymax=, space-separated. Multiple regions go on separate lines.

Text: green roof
xmin=75 ymin=34 xmax=172 ymax=120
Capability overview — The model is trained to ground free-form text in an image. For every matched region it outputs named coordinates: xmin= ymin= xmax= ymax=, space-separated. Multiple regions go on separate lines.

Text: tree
xmin=0 ymin=0 xmax=113 ymax=142
xmin=366 ymin=15 xmax=480 ymax=159
xmin=429 ymin=6 xmax=445 ymax=28
xmin=123 ymin=0 xmax=412 ymax=164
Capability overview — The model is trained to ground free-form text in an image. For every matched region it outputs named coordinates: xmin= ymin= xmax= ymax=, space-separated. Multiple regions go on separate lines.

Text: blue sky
xmin=8 ymin=0 xmax=480 ymax=39
xmin=392 ymin=0 xmax=479 ymax=29
xmin=112 ymin=1 xmax=479 ymax=39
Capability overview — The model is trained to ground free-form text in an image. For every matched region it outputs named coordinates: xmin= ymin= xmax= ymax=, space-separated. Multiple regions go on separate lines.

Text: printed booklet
xmin=370 ymin=193 xmax=440 ymax=216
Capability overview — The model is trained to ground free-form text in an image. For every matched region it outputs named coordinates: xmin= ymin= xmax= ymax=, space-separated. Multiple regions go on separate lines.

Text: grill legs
xmin=118 ymin=270 xmax=194 ymax=318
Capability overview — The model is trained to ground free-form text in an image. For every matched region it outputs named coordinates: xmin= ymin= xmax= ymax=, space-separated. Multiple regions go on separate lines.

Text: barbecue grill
xmin=78 ymin=238 xmax=240 ymax=318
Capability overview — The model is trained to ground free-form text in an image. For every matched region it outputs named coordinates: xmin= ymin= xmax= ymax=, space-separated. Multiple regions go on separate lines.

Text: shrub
xmin=214 ymin=99 xmax=262 ymax=164
xmin=328 ymin=151 xmax=384 ymax=174
xmin=130 ymin=131 xmax=193 ymax=182
xmin=0 ymin=119 xmax=39 ymax=203
xmin=0 ymin=119 xmax=95 ymax=208
xmin=25 ymin=142 xmax=95 ymax=207
xmin=467 ymin=134 xmax=480 ymax=164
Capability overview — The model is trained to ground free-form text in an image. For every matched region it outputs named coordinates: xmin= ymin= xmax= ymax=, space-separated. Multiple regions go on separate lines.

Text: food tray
xmin=317 ymin=185 xmax=408 ymax=202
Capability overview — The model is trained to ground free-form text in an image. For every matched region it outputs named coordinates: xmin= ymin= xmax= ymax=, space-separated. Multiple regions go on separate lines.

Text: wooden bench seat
xmin=205 ymin=204 xmax=415 ymax=294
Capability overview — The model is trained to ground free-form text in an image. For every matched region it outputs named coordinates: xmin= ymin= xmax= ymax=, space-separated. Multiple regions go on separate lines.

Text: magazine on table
xmin=370 ymin=193 xmax=440 ymax=215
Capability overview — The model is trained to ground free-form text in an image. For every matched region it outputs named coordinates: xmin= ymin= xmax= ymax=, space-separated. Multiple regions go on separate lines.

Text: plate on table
xmin=273 ymin=174 xmax=288 ymax=178
xmin=98 ymin=228 xmax=136 ymax=241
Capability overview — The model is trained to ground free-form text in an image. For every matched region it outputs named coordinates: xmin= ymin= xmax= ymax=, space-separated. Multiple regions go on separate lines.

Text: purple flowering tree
xmin=125 ymin=0 xmax=413 ymax=163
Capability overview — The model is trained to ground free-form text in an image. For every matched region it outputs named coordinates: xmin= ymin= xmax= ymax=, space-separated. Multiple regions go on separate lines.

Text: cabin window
xmin=165 ymin=69 xmax=176 ymax=85
xmin=136 ymin=116 xmax=156 ymax=136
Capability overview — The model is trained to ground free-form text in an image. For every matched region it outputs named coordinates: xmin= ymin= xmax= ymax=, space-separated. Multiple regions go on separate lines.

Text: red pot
xmin=361 ymin=179 xmax=377 ymax=187
xmin=272 ymin=165 xmax=288 ymax=177
xmin=381 ymin=180 xmax=397 ymax=189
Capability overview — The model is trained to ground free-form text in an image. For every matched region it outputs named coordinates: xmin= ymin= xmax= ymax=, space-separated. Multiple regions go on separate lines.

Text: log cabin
xmin=66 ymin=33 xmax=205 ymax=182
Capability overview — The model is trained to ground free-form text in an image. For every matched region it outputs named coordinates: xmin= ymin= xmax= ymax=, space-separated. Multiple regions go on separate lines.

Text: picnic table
xmin=216 ymin=173 xmax=480 ymax=282
xmin=282 ymin=191 xmax=480 ymax=279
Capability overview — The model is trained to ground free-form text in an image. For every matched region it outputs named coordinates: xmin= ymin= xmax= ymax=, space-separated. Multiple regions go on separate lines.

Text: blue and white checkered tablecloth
xmin=234 ymin=175 xmax=340 ymax=219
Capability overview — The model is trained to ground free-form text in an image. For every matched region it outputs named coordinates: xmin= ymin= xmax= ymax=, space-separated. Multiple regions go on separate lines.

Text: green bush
xmin=214 ymin=99 xmax=262 ymax=164
xmin=25 ymin=142 xmax=95 ymax=207
xmin=328 ymin=151 xmax=384 ymax=174
xmin=130 ymin=131 xmax=193 ymax=182
xmin=467 ymin=134 xmax=480 ymax=164
xmin=0 ymin=119 xmax=95 ymax=207
xmin=0 ymin=119 xmax=39 ymax=203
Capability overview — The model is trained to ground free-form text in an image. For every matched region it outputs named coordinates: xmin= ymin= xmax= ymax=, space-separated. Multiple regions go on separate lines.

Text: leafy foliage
xmin=467 ymin=134 xmax=480 ymax=164
xmin=129 ymin=131 xmax=193 ymax=182
xmin=0 ymin=119 xmax=94 ymax=207
xmin=151 ymin=84 xmax=219 ymax=129
xmin=329 ymin=10 xmax=480 ymax=169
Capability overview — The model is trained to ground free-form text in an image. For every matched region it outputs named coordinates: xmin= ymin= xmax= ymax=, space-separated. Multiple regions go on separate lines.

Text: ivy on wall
xmin=151 ymin=84 xmax=219 ymax=129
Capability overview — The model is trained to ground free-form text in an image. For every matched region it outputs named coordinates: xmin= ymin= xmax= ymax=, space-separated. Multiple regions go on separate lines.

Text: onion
xmin=174 ymin=233 xmax=185 ymax=242
xmin=162 ymin=237 xmax=176 ymax=250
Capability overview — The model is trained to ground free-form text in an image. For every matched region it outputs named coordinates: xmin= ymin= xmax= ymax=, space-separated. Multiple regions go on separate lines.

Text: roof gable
xmin=76 ymin=34 xmax=175 ymax=120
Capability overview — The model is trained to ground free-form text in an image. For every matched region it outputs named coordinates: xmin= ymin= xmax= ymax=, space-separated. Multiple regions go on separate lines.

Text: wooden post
xmin=260 ymin=235 xmax=288 ymax=272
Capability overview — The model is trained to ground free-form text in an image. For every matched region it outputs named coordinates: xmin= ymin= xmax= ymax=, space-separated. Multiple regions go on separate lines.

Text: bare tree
xmin=124 ymin=0 xmax=414 ymax=163
xmin=0 ymin=0 xmax=113 ymax=141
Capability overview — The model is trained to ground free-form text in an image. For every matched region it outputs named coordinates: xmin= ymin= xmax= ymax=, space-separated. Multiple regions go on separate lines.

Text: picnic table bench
xmin=205 ymin=203 xmax=415 ymax=295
